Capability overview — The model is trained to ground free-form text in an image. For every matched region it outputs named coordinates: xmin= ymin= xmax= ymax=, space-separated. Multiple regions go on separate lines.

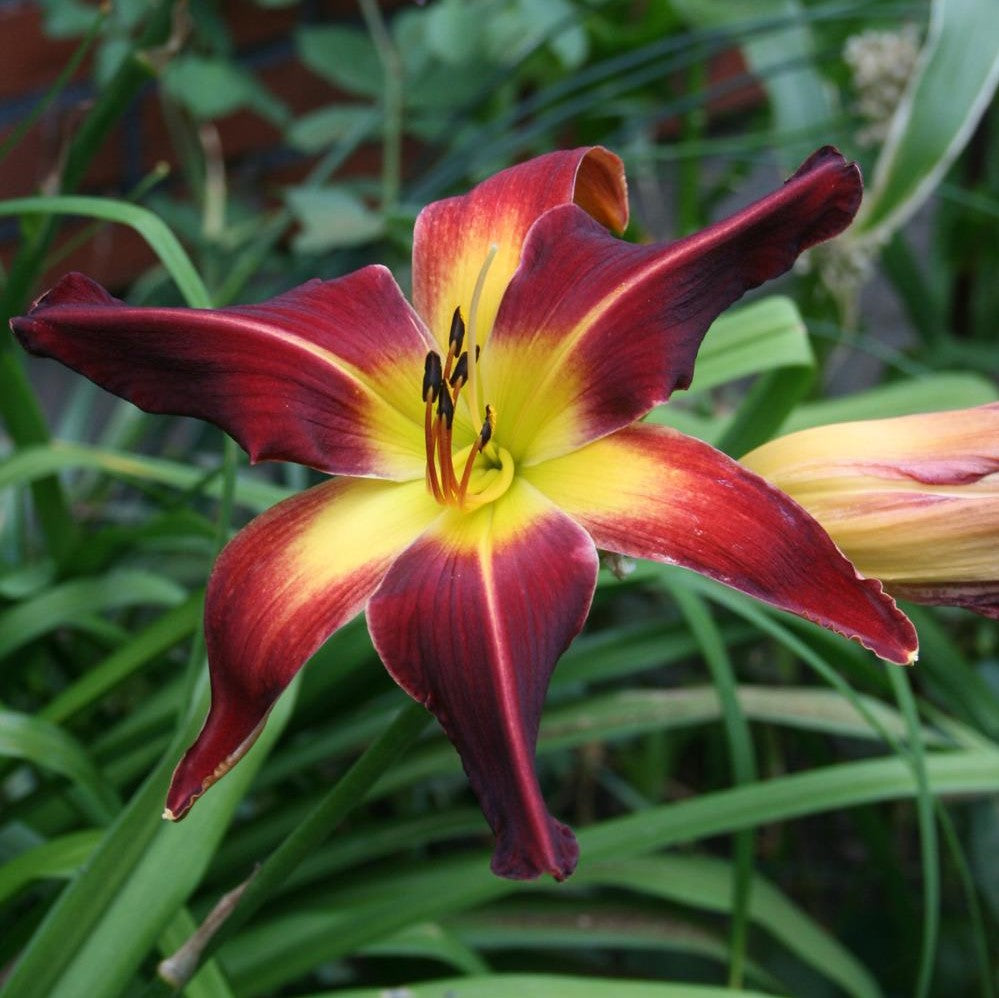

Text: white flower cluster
xmin=843 ymin=24 xmax=922 ymax=147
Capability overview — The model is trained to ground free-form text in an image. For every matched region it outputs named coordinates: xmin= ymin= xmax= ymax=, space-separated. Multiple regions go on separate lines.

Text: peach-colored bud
xmin=742 ymin=404 xmax=999 ymax=617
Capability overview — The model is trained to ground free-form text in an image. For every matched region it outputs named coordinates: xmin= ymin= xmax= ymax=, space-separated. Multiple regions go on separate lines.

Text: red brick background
xmin=0 ymin=0 xmax=404 ymax=291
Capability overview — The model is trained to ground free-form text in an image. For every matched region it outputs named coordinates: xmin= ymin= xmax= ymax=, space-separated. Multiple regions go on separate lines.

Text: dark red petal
xmin=366 ymin=482 xmax=599 ymax=880
xmin=487 ymin=147 xmax=863 ymax=463
xmin=11 ymin=268 xmax=435 ymax=478
xmin=166 ymin=477 xmax=439 ymax=819
xmin=525 ymin=423 xmax=918 ymax=664
xmin=412 ymin=146 xmax=627 ymax=349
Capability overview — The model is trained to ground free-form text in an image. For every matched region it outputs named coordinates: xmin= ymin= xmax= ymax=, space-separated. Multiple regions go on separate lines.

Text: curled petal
xmin=525 ymin=423 xmax=918 ymax=664
xmin=166 ymin=477 xmax=439 ymax=819
xmin=485 ymin=147 xmax=862 ymax=464
xmin=367 ymin=480 xmax=598 ymax=881
xmin=742 ymin=404 xmax=999 ymax=616
xmin=12 ymin=269 xmax=435 ymax=479
xmin=412 ymin=147 xmax=627 ymax=349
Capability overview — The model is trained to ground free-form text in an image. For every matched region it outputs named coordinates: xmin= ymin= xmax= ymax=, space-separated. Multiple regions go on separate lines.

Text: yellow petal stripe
xmin=411 ymin=148 xmax=627 ymax=350
xmin=166 ymin=476 xmax=441 ymax=818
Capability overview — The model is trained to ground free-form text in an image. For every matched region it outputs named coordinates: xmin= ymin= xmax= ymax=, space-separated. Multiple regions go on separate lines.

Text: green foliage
xmin=3 ymin=0 xmax=999 ymax=996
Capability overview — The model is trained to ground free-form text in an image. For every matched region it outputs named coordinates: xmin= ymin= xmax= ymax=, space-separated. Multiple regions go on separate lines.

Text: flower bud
xmin=742 ymin=404 xmax=999 ymax=617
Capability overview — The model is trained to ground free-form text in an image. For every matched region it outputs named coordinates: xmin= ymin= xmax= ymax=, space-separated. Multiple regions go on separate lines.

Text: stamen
xmin=436 ymin=386 xmax=457 ymax=500
xmin=449 ymin=352 xmax=468 ymax=390
xmin=448 ymin=306 xmax=465 ymax=357
xmin=448 ymin=348 xmax=476 ymax=413
xmin=424 ymin=400 xmax=442 ymax=502
xmin=457 ymin=405 xmax=497 ymax=506
xmin=423 ymin=352 xmax=444 ymax=501
xmin=480 ymin=403 xmax=496 ymax=446
xmin=443 ymin=309 xmax=465 ymax=383
xmin=422 ymin=351 xmax=442 ymax=403
xmin=465 ymin=243 xmax=499 ymax=426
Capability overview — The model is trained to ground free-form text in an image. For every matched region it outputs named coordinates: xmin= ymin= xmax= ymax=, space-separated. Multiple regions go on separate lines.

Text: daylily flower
xmin=742 ymin=404 xmax=999 ymax=618
xmin=12 ymin=146 xmax=917 ymax=881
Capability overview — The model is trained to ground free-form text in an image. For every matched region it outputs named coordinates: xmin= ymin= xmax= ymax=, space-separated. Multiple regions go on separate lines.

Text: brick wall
xmin=0 ymin=0 xmax=399 ymax=291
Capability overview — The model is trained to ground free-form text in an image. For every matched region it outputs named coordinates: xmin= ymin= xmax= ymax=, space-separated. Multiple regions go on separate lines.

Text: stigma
xmin=422 ymin=312 xmax=509 ymax=510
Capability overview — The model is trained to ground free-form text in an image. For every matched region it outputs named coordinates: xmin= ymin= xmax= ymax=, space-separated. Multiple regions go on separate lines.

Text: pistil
xmin=465 ymin=243 xmax=499 ymax=427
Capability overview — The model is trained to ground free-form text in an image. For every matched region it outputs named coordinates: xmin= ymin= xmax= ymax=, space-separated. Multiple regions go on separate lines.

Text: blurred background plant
xmin=1 ymin=1 xmax=998 ymax=996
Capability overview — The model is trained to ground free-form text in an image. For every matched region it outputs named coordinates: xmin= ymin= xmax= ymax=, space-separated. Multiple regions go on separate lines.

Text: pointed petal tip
xmin=490 ymin=818 xmax=579 ymax=882
xmin=163 ymin=769 xmax=207 ymax=823
xmin=787 ymin=145 xmax=863 ymax=245
xmin=843 ymin=576 xmax=919 ymax=666
xmin=163 ymin=710 xmax=270 ymax=821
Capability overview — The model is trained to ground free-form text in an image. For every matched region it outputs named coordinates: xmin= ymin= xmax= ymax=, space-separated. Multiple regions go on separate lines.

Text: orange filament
xmin=424 ymin=399 xmax=443 ymax=502
xmin=422 ymin=346 xmax=497 ymax=509
xmin=436 ymin=413 xmax=457 ymax=501
xmin=456 ymin=405 xmax=496 ymax=505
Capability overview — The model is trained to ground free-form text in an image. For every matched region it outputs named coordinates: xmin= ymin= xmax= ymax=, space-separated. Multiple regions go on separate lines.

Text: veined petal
xmin=165 ymin=477 xmax=440 ymax=819
xmin=741 ymin=404 xmax=999 ymax=492
xmin=367 ymin=479 xmax=598 ymax=881
xmin=485 ymin=147 xmax=862 ymax=464
xmin=742 ymin=405 xmax=999 ymax=617
xmin=525 ymin=423 xmax=917 ymax=664
xmin=12 ymin=269 xmax=435 ymax=479
xmin=412 ymin=147 xmax=627 ymax=348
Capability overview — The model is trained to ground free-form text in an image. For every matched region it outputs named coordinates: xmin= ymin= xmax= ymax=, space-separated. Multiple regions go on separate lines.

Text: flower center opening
xmin=420 ymin=246 xmax=512 ymax=511
xmin=422 ymin=332 xmax=512 ymax=511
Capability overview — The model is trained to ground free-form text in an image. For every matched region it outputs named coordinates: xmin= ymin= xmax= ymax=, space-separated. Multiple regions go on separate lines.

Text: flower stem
xmin=157 ymin=699 xmax=431 ymax=988
xmin=358 ymin=0 xmax=403 ymax=214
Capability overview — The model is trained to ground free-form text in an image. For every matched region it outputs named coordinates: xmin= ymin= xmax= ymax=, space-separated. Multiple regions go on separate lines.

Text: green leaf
xmin=779 ymin=372 xmax=999 ymax=433
xmin=451 ymin=901 xmax=781 ymax=990
xmin=38 ymin=0 xmax=101 ymax=37
xmin=296 ymin=26 xmax=383 ymax=98
xmin=287 ymin=186 xmax=385 ymax=253
xmin=0 ymin=441 xmax=290 ymax=513
xmin=671 ymin=0 xmax=836 ymax=163
xmin=0 ymin=571 xmax=187 ymax=659
xmin=361 ymin=921 xmax=490 ymax=975
xmin=0 ymin=196 xmax=211 ymax=308
xmin=0 ymin=711 xmax=120 ymax=824
xmin=21 ymin=682 xmax=297 ymax=998
xmin=888 ymin=668 xmax=939 ymax=998
xmin=666 ymin=586 xmax=755 ymax=985
xmin=39 ymin=593 xmax=203 ymax=725
xmin=0 ymin=830 xmax=101 ymax=906
xmin=219 ymin=750 xmax=999 ymax=993
xmin=162 ymin=55 xmax=289 ymax=126
xmin=376 ymin=684 xmax=942 ymax=798
xmin=855 ymin=0 xmax=999 ymax=239
xmin=649 ymin=295 xmax=816 ymax=452
xmin=276 ymin=972 xmax=775 ymax=998
xmin=578 ymin=856 xmax=881 ymax=998
xmin=685 ymin=295 xmax=814 ymax=394
xmin=286 ymin=105 xmax=379 ymax=153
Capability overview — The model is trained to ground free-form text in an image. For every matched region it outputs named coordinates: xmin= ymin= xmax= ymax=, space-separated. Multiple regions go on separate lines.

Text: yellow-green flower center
xmin=421 ymin=327 xmax=513 ymax=511
xmin=420 ymin=245 xmax=516 ymax=511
